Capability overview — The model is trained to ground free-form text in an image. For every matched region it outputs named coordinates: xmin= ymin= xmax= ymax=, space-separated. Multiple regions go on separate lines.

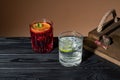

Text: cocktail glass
xmin=30 ymin=18 xmax=53 ymax=53
xmin=59 ymin=31 xmax=83 ymax=67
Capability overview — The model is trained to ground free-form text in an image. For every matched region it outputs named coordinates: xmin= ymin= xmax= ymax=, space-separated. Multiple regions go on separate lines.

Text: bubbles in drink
xmin=59 ymin=36 xmax=83 ymax=67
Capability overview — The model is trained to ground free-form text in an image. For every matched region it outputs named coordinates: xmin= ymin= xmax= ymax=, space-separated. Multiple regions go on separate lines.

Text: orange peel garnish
xmin=31 ymin=22 xmax=51 ymax=33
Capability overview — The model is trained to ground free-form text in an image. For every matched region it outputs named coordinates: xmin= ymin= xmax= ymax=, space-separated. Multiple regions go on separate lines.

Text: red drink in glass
xmin=30 ymin=19 xmax=53 ymax=53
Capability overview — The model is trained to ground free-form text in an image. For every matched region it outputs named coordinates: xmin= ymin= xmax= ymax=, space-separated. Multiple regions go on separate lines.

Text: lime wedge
xmin=59 ymin=37 xmax=74 ymax=53
xmin=59 ymin=48 xmax=73 ymax=53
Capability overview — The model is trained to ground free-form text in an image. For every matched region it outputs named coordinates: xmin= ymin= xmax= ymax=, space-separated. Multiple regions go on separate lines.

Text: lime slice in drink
xmin=59 ymin=48 xmax=73 ymax=53
xmin=59 ymin=37 xmax=74 ymax=53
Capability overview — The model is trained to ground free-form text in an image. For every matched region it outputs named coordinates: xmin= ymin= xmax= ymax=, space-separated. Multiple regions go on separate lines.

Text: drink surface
xmin=59 ymin=36 xmax=83 ymax=67
xmin=30 ymin=22 xmax=53 ymax=53
xmin=31 ymin=22 xmax=51 ymax=33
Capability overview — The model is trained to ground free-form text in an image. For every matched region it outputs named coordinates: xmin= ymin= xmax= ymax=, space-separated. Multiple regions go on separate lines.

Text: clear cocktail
xmin=59 ymin=31 xmax=83 ymax=67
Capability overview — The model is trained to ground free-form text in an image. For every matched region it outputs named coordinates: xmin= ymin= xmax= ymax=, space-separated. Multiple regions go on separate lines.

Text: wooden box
xmin=84 ymin=9 xmax=120 ymax=66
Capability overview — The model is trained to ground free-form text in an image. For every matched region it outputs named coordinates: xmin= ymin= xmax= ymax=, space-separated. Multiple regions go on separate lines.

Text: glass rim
xmin=58 ymin=31 xmax=83 ymax=39
xmin=30 ymin=18 xmax=53 ymax=26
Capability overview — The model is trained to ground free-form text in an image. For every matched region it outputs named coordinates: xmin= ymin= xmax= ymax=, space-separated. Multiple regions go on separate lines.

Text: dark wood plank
xmin=0 ymin=37 xmax=120 ymax=80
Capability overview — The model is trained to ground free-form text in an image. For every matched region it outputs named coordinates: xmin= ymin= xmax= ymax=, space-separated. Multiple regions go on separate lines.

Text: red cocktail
xmin=30 ymin=19 xmax=53 ymax=53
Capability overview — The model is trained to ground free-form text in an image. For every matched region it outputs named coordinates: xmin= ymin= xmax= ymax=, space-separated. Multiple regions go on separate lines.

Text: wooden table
xmin=0 ymin=37 xmax=120 ymax=80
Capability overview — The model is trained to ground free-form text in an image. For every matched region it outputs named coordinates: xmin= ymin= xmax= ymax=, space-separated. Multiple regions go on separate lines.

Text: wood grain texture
xmin=0 ymin=37 xmax=120 ymax=80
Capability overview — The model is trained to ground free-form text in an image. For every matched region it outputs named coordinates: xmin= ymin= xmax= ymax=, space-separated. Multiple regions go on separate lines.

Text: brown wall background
xmin=0 ymin=0 xmax=120 ymax=37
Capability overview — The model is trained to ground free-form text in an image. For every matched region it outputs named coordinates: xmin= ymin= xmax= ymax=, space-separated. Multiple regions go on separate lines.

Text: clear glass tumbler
xmin=59 ymin=31 xmax=83 ymax=67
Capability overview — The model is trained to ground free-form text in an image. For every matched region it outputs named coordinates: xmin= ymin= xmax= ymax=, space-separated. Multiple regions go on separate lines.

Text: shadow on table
xmin=53 ymin=37 xmax=58 ymax=49
xmin=82 ymin=49 xmax=94 ymax=62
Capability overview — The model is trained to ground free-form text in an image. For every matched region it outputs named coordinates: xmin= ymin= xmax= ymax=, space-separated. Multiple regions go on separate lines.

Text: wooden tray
xmin=84 ymin=9 xmax=120 ymax=66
